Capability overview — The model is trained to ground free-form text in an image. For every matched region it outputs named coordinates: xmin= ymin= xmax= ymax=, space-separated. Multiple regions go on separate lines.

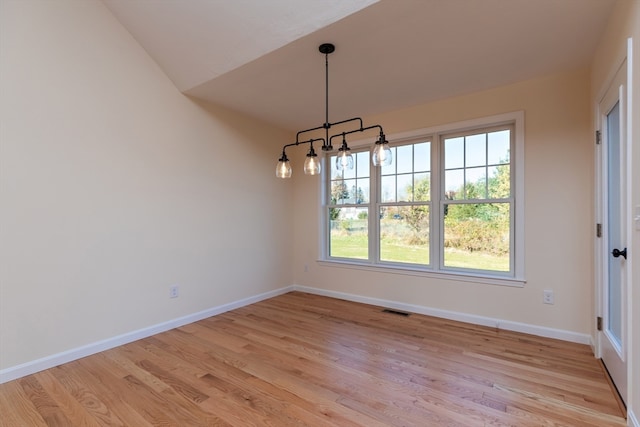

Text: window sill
xmin=317 ymin=259 xmax=526 ymax=288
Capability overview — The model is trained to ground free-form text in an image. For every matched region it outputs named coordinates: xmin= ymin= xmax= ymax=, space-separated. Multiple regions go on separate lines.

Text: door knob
xmin=612 ymin=248 xmax=627 ymax=259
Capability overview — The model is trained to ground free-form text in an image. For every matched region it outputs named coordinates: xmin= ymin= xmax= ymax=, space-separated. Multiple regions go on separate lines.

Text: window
xmin=379 ymin=141 xmax=431 ymax=265
xmin=328 ymin=151 xmax=370 ymax=259
xmin=324 ymin=112 xmax=524 ymax=283
xmin=442 ymin=127 xmax=512 ymax=272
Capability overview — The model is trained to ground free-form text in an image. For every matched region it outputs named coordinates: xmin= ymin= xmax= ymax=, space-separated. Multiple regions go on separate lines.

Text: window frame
xmin=325 ymin=149 xmax=372 ymax=261
xmin=376 ymin=139 xmax=433 ymax=267
xmin=321 ymin=111 xmax=525 ymax=286
xmin=438 ymin=124 xmax=514 ymax=275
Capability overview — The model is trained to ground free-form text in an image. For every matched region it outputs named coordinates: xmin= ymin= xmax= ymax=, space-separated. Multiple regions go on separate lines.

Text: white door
xmin=598 ymin=60 xmax=628 ymax=405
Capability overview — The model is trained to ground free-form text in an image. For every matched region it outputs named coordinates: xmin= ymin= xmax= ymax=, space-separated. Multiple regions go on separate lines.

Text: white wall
xmin=0 ymin=0 xmax=292 ymax=371
xmin=293 ymin=68 xmax=594 ymax=337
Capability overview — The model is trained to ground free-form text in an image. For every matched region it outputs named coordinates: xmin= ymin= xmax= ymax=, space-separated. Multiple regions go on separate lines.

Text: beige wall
xmin=591 ymin=0 xmax=640 ymax=423
xmin=0 ymin=0 xmax=292 ymax=370
xmin=293 ymin=68 xmax=594 ymax=334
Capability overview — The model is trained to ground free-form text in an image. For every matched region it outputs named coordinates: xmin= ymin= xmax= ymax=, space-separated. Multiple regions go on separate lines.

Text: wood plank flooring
xmin=0 ymin=292 xmax=626 ymax=426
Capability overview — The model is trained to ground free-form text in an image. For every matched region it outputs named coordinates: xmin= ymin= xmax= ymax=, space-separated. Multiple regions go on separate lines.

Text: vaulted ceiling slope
xmin=103 ymin=0 xmax=616 ymax=131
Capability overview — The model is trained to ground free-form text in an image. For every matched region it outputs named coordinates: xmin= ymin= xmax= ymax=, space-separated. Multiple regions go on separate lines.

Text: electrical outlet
xmin=169 ymin=285 xmax=179 ymax=298
xmin=543 ymin=290 xmax=554 ymax=305
xmin=304 ymin=264 xmax=309 ymax=272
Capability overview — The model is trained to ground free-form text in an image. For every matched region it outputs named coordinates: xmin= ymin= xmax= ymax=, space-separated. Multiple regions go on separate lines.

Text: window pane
xmin=397 ymin=174 xmax=412 ymax=202
xmin=443 ymin=203 xmax=510 ymax=272
xmin=330 ymin=163 xmax=343 ymax=180
xmin=413 ymin=173 xmax=430 ymax=201
xmin=356 ymin=178 xmax=369 ymax=204
xmin=445 ymin=169 xmax=464 ymax=199
xmin=488 ymin=130 xmax=510 ymax=165
xmin=396 ymin=145 xmax=413 ymax=174
xmin=336 ymin=178 xmax=369 ymax=204
xmin=343 ymin=179 xmax=356 ymax=202
xmin=381 ymin=147 xmax=396 ymax=175
xmin=465 ymin=167 xmax=487 ymax=199
xmin=330 ymin=181 xmax=349 ymax=205
xmin=329 ymin=207 xmax=368 ymax=259
xmin=343 ymin=162 xmax=356 ymax=179
xmin=380 ymin=206 xmax=429 ymax=265
xmin=357 ymin=151 xmax=370 ymax=177
xmin=414 ymin=142 xmax=430 ymax=172
xmin=381 ymin=175 xmax=396 ymax=202
xmin=465 ymin=133 xmax=486 ymax=167
xmin=488 ymin=165 xmax=510 ymax=198
xmin=445 ymin=137 xmax=464 ymax=169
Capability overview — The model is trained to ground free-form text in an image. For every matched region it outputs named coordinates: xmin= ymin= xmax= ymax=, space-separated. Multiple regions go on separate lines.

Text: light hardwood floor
xmin=0 ymin=292 xmax=626 ymax=426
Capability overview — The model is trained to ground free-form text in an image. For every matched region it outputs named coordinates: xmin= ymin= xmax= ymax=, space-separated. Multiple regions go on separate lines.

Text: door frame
xmin=594 ymin=38 xmax=633 ymax=406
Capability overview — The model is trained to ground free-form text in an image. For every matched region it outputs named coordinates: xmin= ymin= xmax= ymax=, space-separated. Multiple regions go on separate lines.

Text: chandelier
xmin=275 ymin=43 xmax=392 ymax=178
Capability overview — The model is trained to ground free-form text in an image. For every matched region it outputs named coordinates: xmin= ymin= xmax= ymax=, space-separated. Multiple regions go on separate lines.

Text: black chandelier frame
xmin=277 ymin=43 xmax=389 ymax=174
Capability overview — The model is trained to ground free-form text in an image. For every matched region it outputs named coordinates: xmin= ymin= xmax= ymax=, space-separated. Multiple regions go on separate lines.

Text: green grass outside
xmin=329 ymin=233 xmax=368 ymax=259
xmin=381 ymin=241 xmax=429 ymax=264
xmin=330 ymin=233 xmax=509 ymax=271
xmin=443 ymin=249 xmax=509 ymax=271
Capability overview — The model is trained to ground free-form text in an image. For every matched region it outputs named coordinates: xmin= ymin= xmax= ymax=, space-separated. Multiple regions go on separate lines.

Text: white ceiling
xmin=103 ymin=0 xmax=616 ymax=132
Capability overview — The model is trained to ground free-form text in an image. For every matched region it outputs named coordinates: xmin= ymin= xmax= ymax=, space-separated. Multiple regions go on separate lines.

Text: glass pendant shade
xmin=336 ymin=142 xmax=354 ymax=171
xmin=372 ymin=136 xmax=392 ymax=167
xmin=276 ymin=154 xmax=292 ymax=178
xmin=336 ymin=151 xmax=353 ymax=171
xmin=304 ymin=151 xmax=321 ymax=175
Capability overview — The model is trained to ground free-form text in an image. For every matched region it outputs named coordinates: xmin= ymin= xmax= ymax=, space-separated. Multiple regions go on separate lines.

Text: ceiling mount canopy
xmin=318 ymin=43 xmax=335 ymax=55
xmin=276 ymin=43 xmax=391 ymax=178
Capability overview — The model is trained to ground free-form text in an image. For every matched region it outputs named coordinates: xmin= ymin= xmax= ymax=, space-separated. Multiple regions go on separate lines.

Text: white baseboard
xmin=0 ymin=286 xmax=294 ymax=384
xmin=0 ymin=284 xmax=595 ymax=384
xmin=630 ymin=410 xmax=639 ymax=427
xmin=293 ymin=285 xmax=592 ymax=345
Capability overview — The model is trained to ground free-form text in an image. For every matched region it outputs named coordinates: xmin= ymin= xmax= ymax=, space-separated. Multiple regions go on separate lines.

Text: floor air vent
xmin=382 ymin=308 xmax=410 ymax=317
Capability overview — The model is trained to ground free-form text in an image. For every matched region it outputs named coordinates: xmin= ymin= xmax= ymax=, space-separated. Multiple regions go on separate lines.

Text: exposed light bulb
xmin=372 ymin=141 xmax=392 ymax=167
xmin=304 ymin=147 xmax=321 ymax=175
xmin=336 ymin=142 xmax=354 ymax=171
xmin=276 ymin=153 xmax=292 ymax=178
